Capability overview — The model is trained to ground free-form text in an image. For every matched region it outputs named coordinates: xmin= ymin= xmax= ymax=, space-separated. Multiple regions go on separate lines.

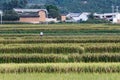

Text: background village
xmin=0 ymin=6 xmax=120 ymax=24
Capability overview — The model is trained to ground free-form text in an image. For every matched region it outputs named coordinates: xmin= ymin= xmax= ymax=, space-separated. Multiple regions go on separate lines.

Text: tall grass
xmin=0 ymin=43 xmax=119 ymax=53
xmin=68 ymin=53 xmax=120 ymax=62
xmin=0 ymin=54 xmax=120 ymax=63
xmin=0 ymin=45 xmax=84 ymax=54
xmin=0 ymin=54 xmax=66 ymax=63
xmin=0 ymin=63 xmax=120 ymax=73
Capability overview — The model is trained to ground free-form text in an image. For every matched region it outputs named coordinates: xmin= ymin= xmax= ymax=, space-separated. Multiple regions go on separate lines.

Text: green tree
xmin=2 ymin=0 xmax=28 ymax=10
xmin=29 ymin=5 xmax=45 ymax=9
xmin=88 ymin=13 xmax=95 ymax=19
xmin=2 ymin=10 xmax=19 ymax=21
xmin=45 ymin=5 xmax=60 ymax=19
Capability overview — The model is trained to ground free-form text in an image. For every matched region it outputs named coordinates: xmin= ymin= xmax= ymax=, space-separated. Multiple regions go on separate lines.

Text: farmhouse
xmin=65 ymin=12 xmax=90 ymax=22
xmin=61 ymin=14 xmax=67 ymax=22
xmin=14 ymin=8 xmax=48 ymax=23
xmin=94 ymin=12 xmax=120 ymax=23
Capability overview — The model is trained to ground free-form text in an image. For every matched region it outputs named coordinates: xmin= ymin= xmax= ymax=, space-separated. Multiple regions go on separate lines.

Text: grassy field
xmin=0 ymin=23 xmax=120 ymax=79
xmin=0 ymin=73 xmax=120 ymax=80
xmin=0 ymin=24 xmax=119 ymax=35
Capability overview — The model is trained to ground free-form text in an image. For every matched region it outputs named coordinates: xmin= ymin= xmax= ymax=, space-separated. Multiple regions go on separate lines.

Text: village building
xmin=61 ymin=14 xmax=66 ymax=22
xmin=94 ymin=12 xmax=120 ymax=23
xmin=65 ymin=12 xmax=90 ymax=22
xmin=14 ymin=8 xmax=48 ymax=23
xmin=46 ymin=18 xmax=58 ymax=23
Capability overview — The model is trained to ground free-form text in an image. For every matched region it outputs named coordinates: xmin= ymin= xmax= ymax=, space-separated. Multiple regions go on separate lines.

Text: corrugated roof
xmin=67 ymin=13 xmax=81 ymax=17
xmin=14 ymin=8 xmax=48 ymax=13
xmin=20 ymin=12 xmax=39 ymax=17
xmin=94 ymin=13 xmax=118 ymax=16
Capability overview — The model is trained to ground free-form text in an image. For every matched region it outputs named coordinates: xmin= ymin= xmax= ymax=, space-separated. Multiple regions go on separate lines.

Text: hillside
xmin=27 ymin=0 xmax=120 ymax=13
xmin=1 ymin=0 xmax=120 ymax=13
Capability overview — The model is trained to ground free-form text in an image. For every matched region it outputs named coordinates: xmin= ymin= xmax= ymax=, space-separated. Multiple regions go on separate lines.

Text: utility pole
xmin=0 ymin=10 xmax=3 ymax=24
xmin=1 ymin=12 xmax=2 ymax=24
xmin=116 ymin=6 xmax=119 ymax=13
xmin=112 ymin=5 xmax=114 ymax=13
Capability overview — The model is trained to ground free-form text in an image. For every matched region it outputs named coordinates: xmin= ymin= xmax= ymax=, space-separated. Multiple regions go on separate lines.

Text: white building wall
xmin=79 ymin=13 xmax=89 ymax=21
xmin=66 ymin=12 xmax=90 ymax=22
xmin=46 ymin=18 xmax=58 ymax=22
xmin=113 ymin=13 xmax=120 ymax=23
xmin=94 ymin=12 xmax=120 ymax=23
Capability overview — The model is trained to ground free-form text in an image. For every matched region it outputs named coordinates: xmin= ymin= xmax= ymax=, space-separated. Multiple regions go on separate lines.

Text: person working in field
xmin=40 ymin=32 xmax=43 ymax=37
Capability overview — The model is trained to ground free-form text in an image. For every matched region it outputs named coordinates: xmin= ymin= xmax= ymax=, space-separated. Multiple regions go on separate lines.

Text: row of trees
xmin=2 ymin=0 xmax=28 ymax=10
xmin=1 ymin=0 xmax=28 ymax=21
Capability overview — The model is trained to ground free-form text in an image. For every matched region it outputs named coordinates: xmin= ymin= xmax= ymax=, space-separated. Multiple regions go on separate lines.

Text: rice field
xmin=0 ymin=63 xmax=120 ymax=73
xmin=0 ymin=73 xmax=120 ymax=80
xmin=0 ymin=23 xmax=120 ymax=79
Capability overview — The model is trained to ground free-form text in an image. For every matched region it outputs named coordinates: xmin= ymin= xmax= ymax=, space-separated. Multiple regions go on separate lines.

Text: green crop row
xmin=0 ymin=43 xmax=119 ymax=53
xmin=1 ymin=34 xmax=120 ymax=38
xmin=0 ymin=54 xmax=66 ymax=63
xmin=0 ymin=24 xmax=120 ymax=30
xmin=68 ymin=54 xmax=120 ymax=62
xmin=85 ymin=46 xmax=120 ymax=53
xmin=0 ymin=46 xmax=84 ymax=54
xmin=0 ymin=54 xmax=120 ymax=63
xmin=0 ymin=29 xmax=119 ymax=35
xmin=0 ymin=63 xmax=120 ymax=73
xmin=0 ymin=39 xmax=120 ymax=44
xmin=0 ymin=35 xmax=120 ymax=44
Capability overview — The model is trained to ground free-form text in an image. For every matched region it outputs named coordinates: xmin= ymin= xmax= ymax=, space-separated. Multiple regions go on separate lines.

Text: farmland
xmin=0 ymin=73 xmax=120 ymax=80
xmin=0 ymin=23 xmax=120 ymax=79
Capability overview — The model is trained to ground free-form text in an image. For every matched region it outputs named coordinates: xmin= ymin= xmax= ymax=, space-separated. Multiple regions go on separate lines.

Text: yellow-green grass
xmin=0 ymin=36 xmax=120 ymax=44
xmin=1 ymin=43 xmax=120 ymax=47
xmin=0 ymin=24 xmax=120 ymax=30
xmin=0 ymin=24 xmax=119 ymax=35
xmin=0 ymin=53 xmax=120 ymax=63
xmin=0 ymin=63 xmax=120 ymax=73
xmin=0 ymin=73 xmax=120 ymax=80
xmin=0 ymin=43 xmax=119 ymax=53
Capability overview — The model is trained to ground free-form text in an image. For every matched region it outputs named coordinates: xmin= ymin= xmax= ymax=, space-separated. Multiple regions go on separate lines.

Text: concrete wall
xmin=113 ymin=13 xmax=120 ymax=23
xmin=61 ymin=15 xmax=66 ymax=21
xmin=46 ymin=18 xmax=57 ymax=22
xmin=39 ymin=10 xmax=46 ymax=22
xmin=20 ymin=17 xmax=39 ymax=23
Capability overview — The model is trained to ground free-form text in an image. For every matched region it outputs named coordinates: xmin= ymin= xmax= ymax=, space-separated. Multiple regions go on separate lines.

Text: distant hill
xmin=1 ymin=0 xmax=120 ymax=13
xmin=28 ymin=0 xmax=120 ymax=13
